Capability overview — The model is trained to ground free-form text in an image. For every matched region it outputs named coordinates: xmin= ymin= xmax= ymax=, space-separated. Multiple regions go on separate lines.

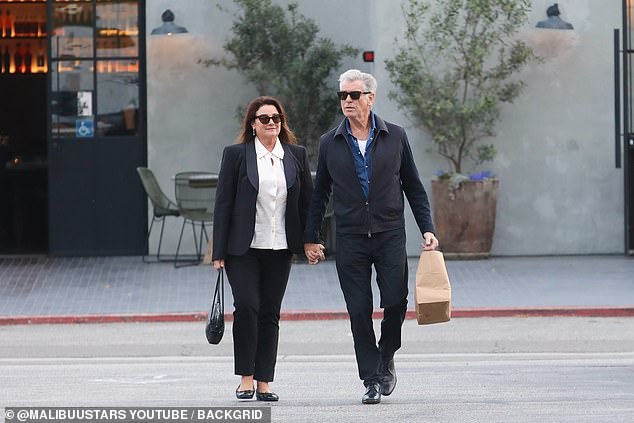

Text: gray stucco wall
xmin=146 ymin=0 xmax=624 ymax=256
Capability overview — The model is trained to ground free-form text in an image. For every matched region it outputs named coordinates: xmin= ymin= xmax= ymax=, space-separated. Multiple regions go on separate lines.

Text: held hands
xmin=304 ymin=243 xmax=326 ymax=265
xmin=422 ymin=232 xmax=439 ymax=251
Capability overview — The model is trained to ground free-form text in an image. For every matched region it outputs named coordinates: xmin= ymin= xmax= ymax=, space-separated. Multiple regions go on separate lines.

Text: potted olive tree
xmin=385 ymin=0 xmax=537 ymax=257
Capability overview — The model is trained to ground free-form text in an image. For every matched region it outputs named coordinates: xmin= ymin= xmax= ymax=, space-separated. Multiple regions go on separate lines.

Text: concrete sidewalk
xmin=0 ymin=254 xmax=633 ymax=324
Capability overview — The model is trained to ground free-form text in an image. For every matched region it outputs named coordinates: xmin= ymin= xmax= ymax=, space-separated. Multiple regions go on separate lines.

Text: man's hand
xmin=304 ymin=243 xmax=326 ymax=265
xmin=213 ymin=259 xmax=225 ymax=270
xmin=422 ymin=232 xmax=439 ymax=251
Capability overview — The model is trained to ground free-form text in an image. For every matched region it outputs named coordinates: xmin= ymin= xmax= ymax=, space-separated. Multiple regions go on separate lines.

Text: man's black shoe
xmin=378 ymin=359 xmax=397 ymax=396
xmin=362 ymin=383 xmax=381 ymax=404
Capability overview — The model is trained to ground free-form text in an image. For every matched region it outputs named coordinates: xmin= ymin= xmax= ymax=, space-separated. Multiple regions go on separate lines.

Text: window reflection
xmin=51 ymin=1 xmax=94 ymax=59
xmin=51 ymin=60 xmax=95 ymax=137
xmin=96 ymin=1 xmax=139 ymax=58
xmin=49 ymin=0 xmax=141 ymax=138
xmin=96 ymin=60 xmax=139 ymax=136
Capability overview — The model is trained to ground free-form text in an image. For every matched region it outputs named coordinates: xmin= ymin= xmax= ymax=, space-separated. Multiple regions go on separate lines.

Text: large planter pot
xmin=431 ymin=179 xmax=499 ymax=259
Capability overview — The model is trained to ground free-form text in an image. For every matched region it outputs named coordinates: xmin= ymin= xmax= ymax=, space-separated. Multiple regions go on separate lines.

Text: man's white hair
xmin=338 ymin=69 xmax=378 ymax=93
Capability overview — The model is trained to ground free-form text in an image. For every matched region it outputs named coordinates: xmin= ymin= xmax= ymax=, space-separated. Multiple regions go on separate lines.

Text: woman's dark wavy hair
xmin=236 ymin=96 xmax=297 ymax=145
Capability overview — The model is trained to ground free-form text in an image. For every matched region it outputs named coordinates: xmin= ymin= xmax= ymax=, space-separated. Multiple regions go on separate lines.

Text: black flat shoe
xmin=362 ymin=383 xmax=381 ymax=404
xmin=256 ymin=391 xmax=279 ymax=402
xmin=235 ymin=385 xmax=255 ymax=400
xmin=379 ymin=358 xmax=397 ymax=396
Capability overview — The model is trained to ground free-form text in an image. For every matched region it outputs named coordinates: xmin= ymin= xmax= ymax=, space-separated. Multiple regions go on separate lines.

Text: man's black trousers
xmin=335 ymin=228 xmax=408 ymax=385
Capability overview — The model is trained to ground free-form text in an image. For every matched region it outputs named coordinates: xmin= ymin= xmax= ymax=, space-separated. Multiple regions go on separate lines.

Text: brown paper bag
xmin=414 ymin=250 xmax=451 ymax=325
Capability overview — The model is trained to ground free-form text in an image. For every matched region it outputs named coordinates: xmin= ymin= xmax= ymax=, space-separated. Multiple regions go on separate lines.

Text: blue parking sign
xmin=76 ymin=118 xmax=94 ymax=138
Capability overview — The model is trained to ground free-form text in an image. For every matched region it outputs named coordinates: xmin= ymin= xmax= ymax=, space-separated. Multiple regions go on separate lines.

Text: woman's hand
xmin=213 ymin=259 xmax=225 ymax=270
xmin=304 ymin=243 xmax=325 ymax=265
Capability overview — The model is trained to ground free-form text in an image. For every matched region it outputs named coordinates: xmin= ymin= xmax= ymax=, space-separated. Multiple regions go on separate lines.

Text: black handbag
xmin=205 ymin=269 xmax=225 ymax=344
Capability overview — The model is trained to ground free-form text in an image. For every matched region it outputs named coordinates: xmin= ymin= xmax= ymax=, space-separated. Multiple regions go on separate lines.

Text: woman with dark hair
xmin=212 ymin=96 xmax=315 ymax=401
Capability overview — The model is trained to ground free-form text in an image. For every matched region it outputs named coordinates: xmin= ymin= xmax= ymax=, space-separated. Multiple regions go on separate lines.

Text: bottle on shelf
xmin=81 ymin=5 xmax=92 ymax=27
xmin=27 ymin=14 xmax=34 ymax=37
xmin=35 ymin=39 xmax=45 ymax=70
xmin=38 ymin=14 xmax=46 ymax=37
xmin=2 ymin=45 xmax=10 ymax=74
xmin=5 ymin=10 xmax=14 ymax=38
xmin=24 ymin=42 xmax=32 ymax=73
xmin=13 ymin=12 xmax=23 ymax=37
xmin=23 ymin=14 xmax=28 ymax=37
xmin=13 ymin=13 xmax=20 ymax=37
xmin=52 ymin=7 xmax=62 ymax=30
xmin=71 ymin=9 xmax=80 ymax=26
xmin=14 ymin=42 xmax=23 ymax=73
xmin=34 ymin=15 xmax=41 ymax=37
xmin=0 ymin=8 xmax=4 ymax=39
xmin=29 ymin=15 xmax=37 ymax=37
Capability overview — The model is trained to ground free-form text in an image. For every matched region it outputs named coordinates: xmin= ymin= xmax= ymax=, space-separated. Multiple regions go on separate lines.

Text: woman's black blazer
xmin=212 ymin=142 xmax=313 ymax=259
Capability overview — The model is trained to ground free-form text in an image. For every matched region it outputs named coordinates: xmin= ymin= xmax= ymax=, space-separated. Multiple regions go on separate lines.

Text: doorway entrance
xmin=0 ymin=0 xmax=48 ymax=253
xmin=0 ymin=0 xmax=147 ymax=256
xmin=48 ymin=0 xmax=146 ymax=255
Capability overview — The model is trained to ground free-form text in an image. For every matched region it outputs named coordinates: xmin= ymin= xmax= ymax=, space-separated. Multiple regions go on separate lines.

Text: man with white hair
xmin=304 ymin=69 xmax=439 ymax=404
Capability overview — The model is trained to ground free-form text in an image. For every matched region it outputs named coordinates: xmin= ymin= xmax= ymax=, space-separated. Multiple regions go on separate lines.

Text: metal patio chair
xmin=173 ymin=171 xmax=217 ymax=268
xmin=136 ymin=167 xmax=181 ymax=262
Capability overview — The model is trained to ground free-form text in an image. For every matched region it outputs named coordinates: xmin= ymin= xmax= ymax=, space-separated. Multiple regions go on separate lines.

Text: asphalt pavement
xmin=3 ymin=254 xmax=633 ymax=422
xmin=1 ymin=318 xmax=633 ymax=422
xmin=1 ymin=254 xmax=633 ymax=324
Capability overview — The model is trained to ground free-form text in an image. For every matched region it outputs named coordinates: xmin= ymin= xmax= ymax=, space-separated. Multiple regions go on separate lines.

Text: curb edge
xmin=1 ymin=306 xmax=633 ymax=326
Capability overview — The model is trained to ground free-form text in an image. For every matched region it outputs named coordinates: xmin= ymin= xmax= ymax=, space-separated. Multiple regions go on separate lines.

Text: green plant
xmin=200 ymin=0 xmax=359 ymax=164
xmin=385 ymin=0 xmax=537 ymax=176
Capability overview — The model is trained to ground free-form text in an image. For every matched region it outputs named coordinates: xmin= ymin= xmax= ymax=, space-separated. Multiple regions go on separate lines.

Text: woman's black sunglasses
xmin=255 ymin=114 xmax=282 ymax=124
xmin=337 ymin=91 xmax=371 ymax=101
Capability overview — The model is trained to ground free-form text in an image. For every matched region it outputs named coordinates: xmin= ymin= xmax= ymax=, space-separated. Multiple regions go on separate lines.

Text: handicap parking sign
xmin=76 ymin=118 xmax=94 ymax=138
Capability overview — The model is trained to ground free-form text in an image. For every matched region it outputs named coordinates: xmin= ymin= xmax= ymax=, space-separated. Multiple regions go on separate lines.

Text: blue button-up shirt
xmin=345 ymin=112 xmax=376 ymax=199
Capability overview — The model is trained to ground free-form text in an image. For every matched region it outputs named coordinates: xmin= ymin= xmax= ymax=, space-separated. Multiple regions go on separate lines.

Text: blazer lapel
xmin=245 ymin=142 xmax=259 ymax=191
xmin=282 ymin=144 xmax=297 ymax=190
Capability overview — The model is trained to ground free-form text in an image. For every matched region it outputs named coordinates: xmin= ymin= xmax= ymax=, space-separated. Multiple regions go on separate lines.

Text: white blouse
xmin=251 ymin=137 xmax=288 ymax=250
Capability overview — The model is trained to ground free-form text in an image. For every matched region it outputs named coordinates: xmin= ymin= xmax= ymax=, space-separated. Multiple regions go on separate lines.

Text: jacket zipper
xmin=342 ymin=129 xmax=375 ymax=238
xmin=366 ymin=201 xmax=371 ymax=238
xmin=366 ymin=127 xmax=378 ymax=238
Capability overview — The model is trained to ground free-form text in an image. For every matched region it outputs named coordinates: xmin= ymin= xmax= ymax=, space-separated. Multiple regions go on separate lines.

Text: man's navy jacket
xmin=304 ymin=114 xmax=435 ymax=243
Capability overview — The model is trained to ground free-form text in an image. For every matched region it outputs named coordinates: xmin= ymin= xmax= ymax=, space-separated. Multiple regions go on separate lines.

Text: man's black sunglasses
xmin=255 ymin=114 xmax=282 ymax=124
xmin=337 ymin=91 xmax=371 ymax=101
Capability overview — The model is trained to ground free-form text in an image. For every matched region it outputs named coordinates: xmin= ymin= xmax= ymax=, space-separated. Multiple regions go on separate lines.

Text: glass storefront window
xmin=50 ymin=59 xmax=95 ymax=137
xmin=49 ymin=0 xmax=141 ymax=138
xmin=96 ymin=59 xmax=139 ymax=136
xmin=96 ymin=1 xmax=139 ymax=58
xmin=51 ymin=1 xmax=94 ymax=59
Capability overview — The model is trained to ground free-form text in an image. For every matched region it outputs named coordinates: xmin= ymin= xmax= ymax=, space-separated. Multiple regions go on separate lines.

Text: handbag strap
xmin=213 ymin=268 xmax=224 ymax=314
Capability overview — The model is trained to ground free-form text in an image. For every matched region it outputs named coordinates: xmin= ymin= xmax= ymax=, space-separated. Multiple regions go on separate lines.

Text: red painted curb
xmin=448 ymin=306 xmax=634 ymax=318
xmin=0 ymin=306 xmax=633 ymax=326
